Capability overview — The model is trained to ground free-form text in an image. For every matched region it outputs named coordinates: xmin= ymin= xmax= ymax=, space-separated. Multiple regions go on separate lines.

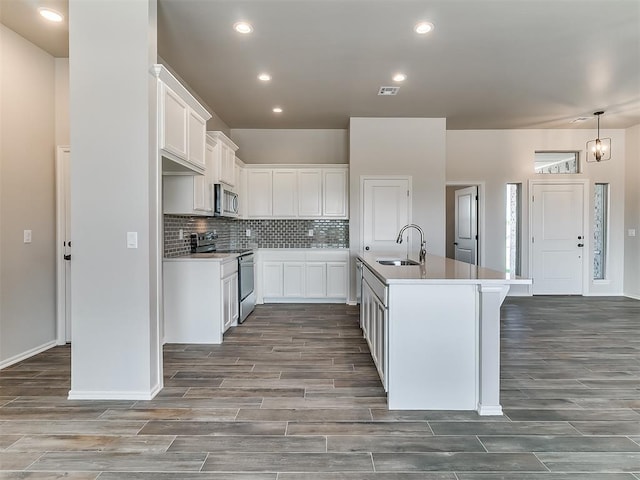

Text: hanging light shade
xmin=586 ymin=111 xmax=611 ymax=162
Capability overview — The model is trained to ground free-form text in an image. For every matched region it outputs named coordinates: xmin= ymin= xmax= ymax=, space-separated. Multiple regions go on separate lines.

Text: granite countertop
xmin=164 ymin=252 xmax=247 ymax=262
xmin=359 ymin=251 xmax=531 ymax=286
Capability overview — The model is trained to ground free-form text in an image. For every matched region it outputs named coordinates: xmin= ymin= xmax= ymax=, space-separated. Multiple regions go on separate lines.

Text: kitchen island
xmin=358 ymin=252 xmax=530 ymax=415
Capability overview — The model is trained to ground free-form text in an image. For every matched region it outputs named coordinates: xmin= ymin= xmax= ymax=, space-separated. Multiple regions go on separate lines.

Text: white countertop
xmin=358 ymin=251 xmax=531 ymax=286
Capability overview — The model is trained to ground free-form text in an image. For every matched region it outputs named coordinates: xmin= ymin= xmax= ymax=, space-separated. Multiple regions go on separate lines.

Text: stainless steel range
xmin=190 ymin=232 xmax=255 ymax=323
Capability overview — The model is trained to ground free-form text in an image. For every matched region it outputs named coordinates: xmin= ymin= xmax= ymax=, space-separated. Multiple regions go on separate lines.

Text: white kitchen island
xmin=358 ymin=252 xmax=530 ymax=415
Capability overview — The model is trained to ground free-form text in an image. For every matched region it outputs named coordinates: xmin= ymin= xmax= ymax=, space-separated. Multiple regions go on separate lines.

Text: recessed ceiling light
xmin=414 ymin=21 xmax=434 ymax=34
xmin=393 ymin=73 xmax=407 ymax=82
xmin=258 ymin=73 xmax=271 ymax=82
xmin=272 ymin=107 xmax=283 ymax=113
xmin=38 ymin=7 xmax=64 ymax=22
xmin=233 ymin=22 xmax=253 ymax=34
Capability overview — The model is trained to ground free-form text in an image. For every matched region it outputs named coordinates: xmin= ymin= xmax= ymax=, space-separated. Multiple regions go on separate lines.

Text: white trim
xmin=477 ymin=404 xmax=503 ymax=416
xmin=151 ymin=64 xmax=211 ymax=120
xmin=446 ymin=181 xmax=486 ymax=267
xmin=0 ymin=341 xmax=57 ymax=370
xmin=528 ymin=179 xmax=589 ymax=295
xmin=68 ymin=382 xmax=162 ymax=401
xmin=56 ymin=146 xmax=71 ymax=345
xmin=624 ymin=293 xmax=640 ymax=300
xmin=584 ymin=291 xmax=625 ymax=297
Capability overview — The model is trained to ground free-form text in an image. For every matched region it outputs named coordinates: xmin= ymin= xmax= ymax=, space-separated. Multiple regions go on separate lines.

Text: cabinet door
xmin=193 ymin=143 xmax=214 ymax=212
xmin=272 ymin=170 xmax=298 ymax=217
xmin=375 ymin=297 xmax=388 ymax=391
xmin=323 ymin=169 xmax=348 ymax=218
xmin=222 ymin=272 xmax=239 ymax=332
xmin=187 ymin=110 xmax=206 ymax=169
xmin=247 ymin=169 xmax=273 ymax=217
xmin=222 ymin=146 xmax=236 ymax=187
xmin=326 ymin=262 xmax=347 ymax=298
xmin=160 ymin=85 xmax=188 ymax=159
xmin=298 ymin=169 xmax=322 ymax=217
xmin=305 ymin=262 xmax=326 ymax=298
xmin=262 ymin=261 xmax=283 ymax=297
xmin=283 ymin=262 xmax=305 ymax=297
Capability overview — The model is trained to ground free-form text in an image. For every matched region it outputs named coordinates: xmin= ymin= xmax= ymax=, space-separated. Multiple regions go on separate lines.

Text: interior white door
xmin=56 ymin=146 xmax=72 ymax=343
xmin=362 ymin=178 xmax=410 ymax=255
xmin=531 ymin=183 xmax=584 ymax=294
xmin=454 ymin=186 xmax=478 ymax=265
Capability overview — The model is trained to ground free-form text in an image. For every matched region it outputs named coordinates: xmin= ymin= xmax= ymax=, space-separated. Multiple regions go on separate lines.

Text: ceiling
xmin=2 ymin=0 xmax=640 ymax=129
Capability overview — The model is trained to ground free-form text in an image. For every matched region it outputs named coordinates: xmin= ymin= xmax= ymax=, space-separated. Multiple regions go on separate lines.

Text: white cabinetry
xmin=208 ymin=131 xmax=238 ymax=188
xmin=247 ymin=169 xmax=273 ymax=217
xmin=283 ymin=262 xmax=305 ymax=297
xmin=259 ymin=250 xmax=348 ymax=302
xmin=272 ymin=170 xmax=298 ymax=217
xmin=360 ymin=265 xmax=388 ymax=390
xmin=297 ymin=169 xmax=322 ymax=217
xmin=154 ymin=65 xmax=211 ymax=175
xmin=244 ymin=165 xmax=348 ymax=219
xmin=323 ymin=168 xmax=348 ymax=217
xmin=163 ymin=136 xmax=215 ymax=215
xmin=222 ymin=270 xmax=239 ymax=332
xmin=163 ymin=257 xmax=239 ymax=344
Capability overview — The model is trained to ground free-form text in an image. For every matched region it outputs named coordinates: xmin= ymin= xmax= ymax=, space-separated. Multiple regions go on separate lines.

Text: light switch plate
xmin=127 ymin=232 xmax=138 ymax=249
xmin=23 ymin=230 xmax=32 ymax=243
xmin=308 ymin=229 xmax=314 ymax=237
xmin=246 ymin=229 xmax=251 ymax=237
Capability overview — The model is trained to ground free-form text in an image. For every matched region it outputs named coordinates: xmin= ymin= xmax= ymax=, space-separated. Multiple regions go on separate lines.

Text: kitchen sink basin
xmin=377 ymin=259 xmax=421 ymax=266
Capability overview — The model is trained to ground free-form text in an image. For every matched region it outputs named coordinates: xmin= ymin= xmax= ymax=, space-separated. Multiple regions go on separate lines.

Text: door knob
xmin=64 ymin=254 xmax=71 ymax=260
xmin=453 ymin=242 xmax=459 ymax=245
xmin=365 ymin=246 xmax=370 ymax=251
xmin=577 ymin=243 xmax=584 ymax=247
xmin=578 ymin=235 xmax=583 ymax=240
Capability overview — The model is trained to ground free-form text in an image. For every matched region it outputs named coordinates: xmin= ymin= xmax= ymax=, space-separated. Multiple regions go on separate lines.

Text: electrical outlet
xmin=23 ymin=230 xmax=32 ymax=243
xmin=179 ymin=229 xmax=184 ymax=240
xmin=308 ymin=229 xmax=314 ymax=237
xmin=126 ymin=232 xmax=138 ymax=249
xmin=246 ymin=229 xmax=251 ymax=237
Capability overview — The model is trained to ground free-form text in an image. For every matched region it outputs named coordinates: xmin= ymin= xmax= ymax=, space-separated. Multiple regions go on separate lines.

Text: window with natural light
xmin=593 ymin=183 xmax=609 ymax=280
xmin=506 ymin=183 xmax=521 ymax=276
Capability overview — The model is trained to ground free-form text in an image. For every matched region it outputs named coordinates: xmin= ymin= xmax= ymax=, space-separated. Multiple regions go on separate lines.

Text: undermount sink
xmin=377 ymin=259 xmax=421 ymax=266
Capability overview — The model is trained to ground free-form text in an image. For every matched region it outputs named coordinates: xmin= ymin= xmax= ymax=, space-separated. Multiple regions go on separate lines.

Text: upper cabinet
xmin=245 ymin=165 xmax=348 ymax=219
xmin=208 ymin=131 xmax=239 ymax=188
xmin=153 ymin=64 xmax=211 ymax=175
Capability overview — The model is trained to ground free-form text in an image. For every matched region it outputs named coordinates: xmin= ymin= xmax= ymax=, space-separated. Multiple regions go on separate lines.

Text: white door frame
xmin=56 ymin=145 xmax=71 ymax=344
xmin=359 ymin=175 xmax=413 ymax=252
xmin=446 ymin=181 xmax=485 ymax=267
xmin=528 ymin=178 xmax=589 ymax=295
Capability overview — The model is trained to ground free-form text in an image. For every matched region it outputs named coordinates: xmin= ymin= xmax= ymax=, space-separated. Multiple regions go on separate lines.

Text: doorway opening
xmin=445 ymin=183 xmax=482 ymax=265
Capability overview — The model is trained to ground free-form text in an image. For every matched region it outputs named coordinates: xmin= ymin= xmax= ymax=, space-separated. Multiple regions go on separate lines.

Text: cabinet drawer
xmin=221 ymin=258 xmax=239 ymax=278
xmin=363 ymin=266 xmax=387 ymax=306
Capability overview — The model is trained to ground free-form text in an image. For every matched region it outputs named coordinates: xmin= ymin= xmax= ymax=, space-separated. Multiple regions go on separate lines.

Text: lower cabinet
xmin=361 ymin=266 xmax=388 ymax=391
xmin=259 ymin=250 xmax=348 ymax=302
xmin=163 ymin=258 xmax=239 ymax=344
xmin=222 ymin=271 xmax=239 ymax=332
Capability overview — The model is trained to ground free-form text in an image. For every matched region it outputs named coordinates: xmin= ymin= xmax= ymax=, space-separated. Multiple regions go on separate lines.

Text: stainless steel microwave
xmin=213 ymin=184 xmax=239 ymax=217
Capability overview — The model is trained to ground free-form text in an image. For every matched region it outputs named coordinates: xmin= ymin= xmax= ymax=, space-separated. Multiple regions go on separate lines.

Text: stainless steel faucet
xmin=396 ymin=224 xmax=427 ymax=264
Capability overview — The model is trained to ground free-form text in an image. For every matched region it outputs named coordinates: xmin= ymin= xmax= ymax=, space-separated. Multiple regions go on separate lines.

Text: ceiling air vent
xmin=378 ymin=86 xmax=400 ymax=96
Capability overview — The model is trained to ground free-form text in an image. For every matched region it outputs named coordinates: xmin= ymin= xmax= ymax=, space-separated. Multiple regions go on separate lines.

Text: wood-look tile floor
xmin=1 ymin=297 xmax=640 ymax=479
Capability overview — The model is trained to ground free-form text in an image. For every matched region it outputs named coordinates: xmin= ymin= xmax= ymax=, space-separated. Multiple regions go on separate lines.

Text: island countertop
xmin=358 ymin=251 xmax=531 ymax=286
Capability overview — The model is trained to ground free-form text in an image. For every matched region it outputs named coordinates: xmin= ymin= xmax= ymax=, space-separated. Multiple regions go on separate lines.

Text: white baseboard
xmin=68 ymin=381 xmax=163 ymax=401
xmin=584 ymin=292 xmax=625 ymax=297
xmin=477 ymin=404 xmax=503 ymax=416
xmin=624 ymin=293 xmax=640 ymax=300
xmin=346 ymin=300 xmax=358 ymax=306
xmin=0 ymin=340 xmax=57 ymax=370
xmin=262 ymin=298 xmax=348 ymax=304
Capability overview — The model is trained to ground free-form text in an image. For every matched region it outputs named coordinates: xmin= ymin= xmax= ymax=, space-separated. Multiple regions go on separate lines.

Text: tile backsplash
xmin=164 ymin=215 xmax=349 ymax=257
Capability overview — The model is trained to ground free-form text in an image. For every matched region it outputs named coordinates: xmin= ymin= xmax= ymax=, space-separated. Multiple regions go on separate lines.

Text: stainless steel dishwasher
xmin=238 ymin=252 xmax=256 ymax=323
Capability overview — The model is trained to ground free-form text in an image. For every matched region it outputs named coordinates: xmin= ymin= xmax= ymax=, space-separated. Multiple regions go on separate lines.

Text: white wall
xmin=349 ymin=117 xmax=447 ymax=301
xmin=624 ymin=124 xmax=640 ymax=299
xmin=447 ymin=129 xmax=627 ymax=295
xmin=0 ymin=26 xmax=57 ymax=366
xmin=230 ymin=129 xmax=348 ymax=164
xmin=69 ymin=0 xmax=161 ymax=398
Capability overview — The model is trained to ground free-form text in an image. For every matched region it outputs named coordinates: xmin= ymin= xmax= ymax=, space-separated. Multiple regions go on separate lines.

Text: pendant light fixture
xmin=586 ymin=111 xmax=611 ymax=162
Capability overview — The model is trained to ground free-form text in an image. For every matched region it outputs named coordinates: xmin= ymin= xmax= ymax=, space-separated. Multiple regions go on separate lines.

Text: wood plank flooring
xmin=1 ymin=296 xmax=640 ymax=478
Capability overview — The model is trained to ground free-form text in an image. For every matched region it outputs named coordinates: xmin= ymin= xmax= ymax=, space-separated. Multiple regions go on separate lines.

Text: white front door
xmin=362 ymin=177 xmax=410 ymax=255
xmin=454 ymin=186 xmax=478 ymax=265
xmin=531 ymin=183 xmax=584 ymax=294
xmin=56 ymin=146 xmax=72 ymax=343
